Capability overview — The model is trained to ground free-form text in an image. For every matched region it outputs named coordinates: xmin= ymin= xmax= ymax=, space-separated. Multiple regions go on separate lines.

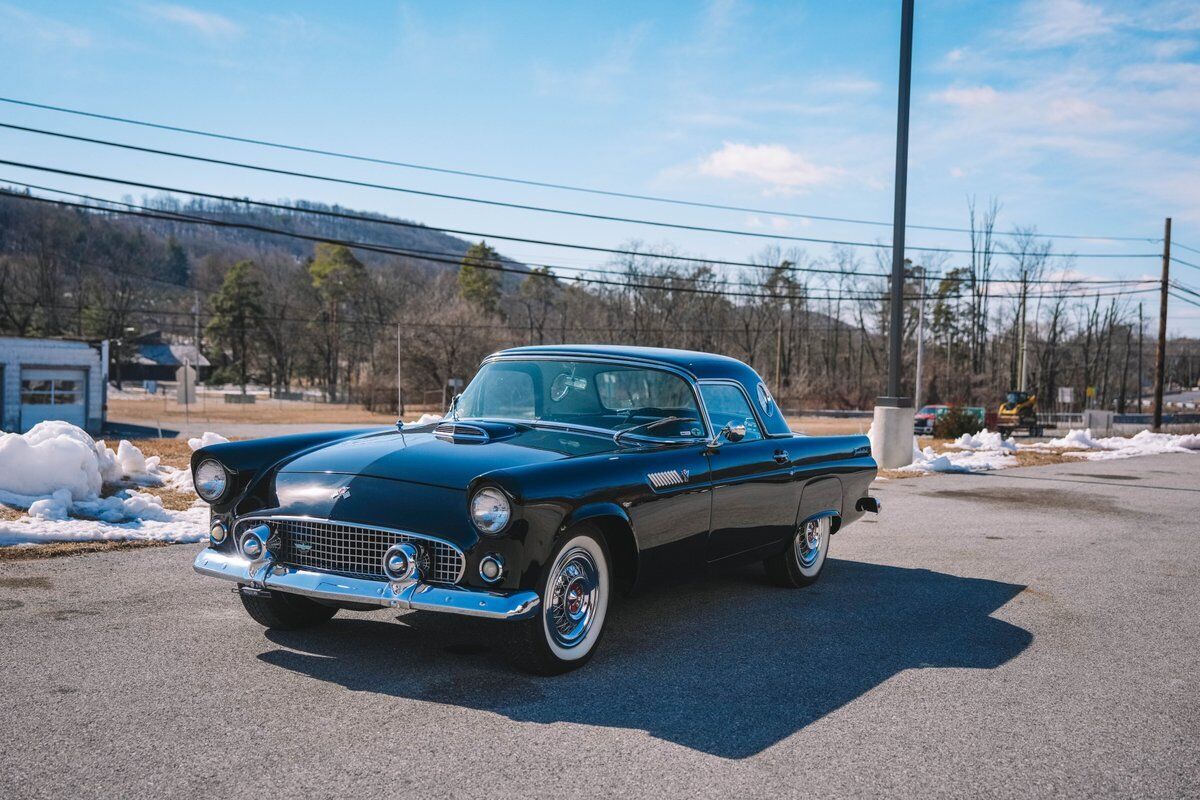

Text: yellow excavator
xmin=996 ymin=390 xmax=1043 ymax=437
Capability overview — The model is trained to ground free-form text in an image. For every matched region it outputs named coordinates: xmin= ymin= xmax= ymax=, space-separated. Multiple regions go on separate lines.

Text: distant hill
xmin=135 ymin=194 xmax=524 ymax=277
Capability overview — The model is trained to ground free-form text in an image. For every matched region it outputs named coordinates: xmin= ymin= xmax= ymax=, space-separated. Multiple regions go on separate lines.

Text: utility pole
xmin=871 ymin=0 xmax=916 ymax=469
xmin=1017 ymin=280 xmax=1030 ymax=393
xmin=396 ymin=322 xmax=405 ymax=419
xmin=914 ymin=263 xmax=926 ymax=410
xmin=1137 ymin=302 xmax=1144 ymax=414
xmin=1153 ymin=217 xmax=1171 ymax=430
xmin=774 ymin=313 xmax=783 ymax=391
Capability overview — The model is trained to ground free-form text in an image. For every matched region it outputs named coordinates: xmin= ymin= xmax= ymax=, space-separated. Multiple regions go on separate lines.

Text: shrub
xmin=932 ymin=406 xmax=983 ymax=439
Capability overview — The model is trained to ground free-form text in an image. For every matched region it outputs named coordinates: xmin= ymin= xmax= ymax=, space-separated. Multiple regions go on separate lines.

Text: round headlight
xmin=209 ymin=521 xmax=228 ymax=545
xmin=470 ymin=487 xmax=511 ymax=535
xmin=194 ymin=459 xmax=228 ymax=502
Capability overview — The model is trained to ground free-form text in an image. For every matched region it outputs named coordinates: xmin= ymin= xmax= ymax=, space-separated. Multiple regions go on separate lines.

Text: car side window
xmin=699 ymin=384 xmax=763 ymax=442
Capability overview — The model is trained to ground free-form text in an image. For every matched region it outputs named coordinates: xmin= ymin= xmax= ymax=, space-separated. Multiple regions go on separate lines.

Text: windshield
xmin=456 ymin=359 xmax=706 ymax=439
xmin=1006 ymin=392 xmax=1027 ymax=404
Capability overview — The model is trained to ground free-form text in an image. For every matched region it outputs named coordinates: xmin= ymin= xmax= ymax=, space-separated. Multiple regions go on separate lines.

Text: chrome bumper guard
xmin=193 ymin=548 xmax=540 ymax=621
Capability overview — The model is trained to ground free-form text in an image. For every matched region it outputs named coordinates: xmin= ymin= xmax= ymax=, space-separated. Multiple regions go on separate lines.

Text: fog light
xmin=479 ymin=553 xmax=504 ymax=583
xmin=238 ymin=524 xmax=270 ymax=560
xmin=383 ymin=543 xmax=419 ymax=581
xmin=209 ymin=521 xmax=227 ymax=545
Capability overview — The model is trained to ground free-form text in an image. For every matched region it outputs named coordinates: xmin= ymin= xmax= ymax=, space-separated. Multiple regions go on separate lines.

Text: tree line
xmin=1 ymin=188 xmax=1195 ymax=413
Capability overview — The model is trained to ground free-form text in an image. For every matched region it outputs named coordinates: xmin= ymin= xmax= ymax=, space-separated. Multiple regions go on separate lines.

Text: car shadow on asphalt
xmin=258 ymin=558 xmax=1032 ymax=759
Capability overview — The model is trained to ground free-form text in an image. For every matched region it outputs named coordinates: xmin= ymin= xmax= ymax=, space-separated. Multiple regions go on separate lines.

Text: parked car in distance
xmin=913 ymin=404 xmax=951 ymax=435
xmin=192 ymin=345 xmax=880 ymax=673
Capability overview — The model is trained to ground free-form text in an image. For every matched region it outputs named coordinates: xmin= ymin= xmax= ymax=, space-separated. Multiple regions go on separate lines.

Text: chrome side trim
xmin=646 ymin=469 xmax=687 ymax=489
xmin=193 ymin=548 xmax=540 ymax=621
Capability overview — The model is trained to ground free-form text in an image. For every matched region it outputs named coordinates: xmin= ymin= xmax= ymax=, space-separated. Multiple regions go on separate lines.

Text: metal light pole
xmin=914 ymin=264 xmax=926 ymax=411
xmin=871 ymin=0 xmax=917 ymax=468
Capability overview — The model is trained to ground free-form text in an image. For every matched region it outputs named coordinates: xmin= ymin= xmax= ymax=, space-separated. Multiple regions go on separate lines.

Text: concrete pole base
xmin=871 ymin=403 xmax=915 ymax=469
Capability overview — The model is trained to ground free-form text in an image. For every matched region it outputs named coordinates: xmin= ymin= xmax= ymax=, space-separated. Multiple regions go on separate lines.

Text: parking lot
xmin=1 ymin=453 xmax=1197 ymax=799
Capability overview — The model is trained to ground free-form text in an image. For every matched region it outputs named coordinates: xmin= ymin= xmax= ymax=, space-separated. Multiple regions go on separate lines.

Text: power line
xmin=0 ymin=95 xmax=1163 ymax=245
xmin=0 ymin=121 xmax=1163 ymax=260
xmin=1 ymin=182 xmax=904 ymax=296
xmin=0 ymin=170 xmax=1156 ymax=289
xmin=1169 ymin=291 xmax=1200 ymax=310
xmin=1 ymin=189 xmax=1159 ymax=305
xmin=1171 ymin=241 xmax=1200 ymax=256
xmin=1170 ymin=256 xmax=1200 ymax=271
xmin=0 ymin=164 xmax=893 ymax=280
xmin=1 ymin=190 xmax=892 ymax=303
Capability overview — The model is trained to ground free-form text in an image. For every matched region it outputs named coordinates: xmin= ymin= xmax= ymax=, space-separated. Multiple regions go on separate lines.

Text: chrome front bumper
xmin=193 ymin=548 xmax=540 ymax=621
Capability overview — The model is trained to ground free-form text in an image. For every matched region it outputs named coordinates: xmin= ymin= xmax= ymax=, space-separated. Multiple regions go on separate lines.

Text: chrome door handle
xmin=773 ymin=450 xmax=790 ymax=464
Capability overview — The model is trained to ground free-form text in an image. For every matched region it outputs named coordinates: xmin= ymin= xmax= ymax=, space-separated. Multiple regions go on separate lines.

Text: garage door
xmin=20 ymin=368 xmax=87 ymax=432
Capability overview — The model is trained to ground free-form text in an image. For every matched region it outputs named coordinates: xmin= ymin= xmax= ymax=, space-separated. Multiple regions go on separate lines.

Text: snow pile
xmin=0 ymin=421 xmax=169 ymax=508
xmin=0 ymin=423 xmax=227 ymax=545
xmin=0 ymin=506 xmax=209 ymax=547
xmin=187 ymin=431 xmax=229 ymax=451
xmin=1034 ymin=428 xmax=1200 ymax=461
xmin=410 ymin=413 xmax=443 ymax=426
xmin=901 ymin=439 xmax=1018 ymax=474
xmin=947 ymin=429 xmax=1018 ymax=453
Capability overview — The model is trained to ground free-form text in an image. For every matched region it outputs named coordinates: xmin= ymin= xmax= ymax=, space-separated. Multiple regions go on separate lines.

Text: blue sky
xmin=2 ymin=0 xmax=1199 ymax=331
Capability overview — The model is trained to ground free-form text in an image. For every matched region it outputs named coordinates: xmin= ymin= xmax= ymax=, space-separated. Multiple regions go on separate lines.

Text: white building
xmin=0 ymin=336 xmax=108 ymax=435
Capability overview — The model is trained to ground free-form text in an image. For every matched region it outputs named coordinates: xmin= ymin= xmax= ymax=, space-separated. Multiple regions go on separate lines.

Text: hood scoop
xmin=434 ymin=421 xmax=520 ymax=444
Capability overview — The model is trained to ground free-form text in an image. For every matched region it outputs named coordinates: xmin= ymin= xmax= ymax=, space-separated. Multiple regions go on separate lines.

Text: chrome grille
xmin=238 ymin=517 xmax=464 ymax=584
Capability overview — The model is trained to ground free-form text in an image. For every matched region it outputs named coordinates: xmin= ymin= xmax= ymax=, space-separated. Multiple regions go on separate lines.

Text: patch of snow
xmin=1030 ymin=428 xmax=1200 ymax=460
xmin=900 ymin=443 xmax=1018 ymax=473
xmin=410 ymin=413 xmax=442 ymax=426
xmin=0 ymin=506 xmax=209 ymax=547
xmin=0 ymin=423 xmax=221 ymax=543
xmin=187 ymin=431 xmax=229 ymax=451
xmin=947 ymin=429 xmax=1017 ymax=453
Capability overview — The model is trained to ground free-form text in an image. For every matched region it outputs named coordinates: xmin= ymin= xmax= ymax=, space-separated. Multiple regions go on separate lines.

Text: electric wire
xmin=0 ymin=121 xmax=1163 ymax=259
xmin=0 ymin=95 xmax=1164 ymax=244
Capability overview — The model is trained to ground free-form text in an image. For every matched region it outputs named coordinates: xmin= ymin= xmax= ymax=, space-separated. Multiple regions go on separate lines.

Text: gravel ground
xmin=0 ymin=454 xmax=1197 ymax=799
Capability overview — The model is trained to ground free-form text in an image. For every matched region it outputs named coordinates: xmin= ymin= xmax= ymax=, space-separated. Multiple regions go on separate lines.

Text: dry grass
xmin=786 ymin=415 xmax=872 ymax=436
xmin=107 ymin=396 xmax=417 ymax=426
xmin=0 ymin=540 xmax=170 ymax=561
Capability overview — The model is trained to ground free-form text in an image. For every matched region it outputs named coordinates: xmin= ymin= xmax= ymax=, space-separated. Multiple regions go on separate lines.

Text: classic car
xmin=192 ymin=345 xmax=880 ymax=673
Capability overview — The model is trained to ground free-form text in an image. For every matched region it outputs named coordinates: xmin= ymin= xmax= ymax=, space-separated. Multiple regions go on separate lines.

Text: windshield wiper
xmin=613 ymin=416 xmax=695 ymax=445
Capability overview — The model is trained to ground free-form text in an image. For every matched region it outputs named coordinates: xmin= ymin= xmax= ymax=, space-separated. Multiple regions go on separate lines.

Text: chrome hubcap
xmin=795 ymin=520 xmax=824 ymax=568
xmin=547 ymin=548 xmax=599 ymax=648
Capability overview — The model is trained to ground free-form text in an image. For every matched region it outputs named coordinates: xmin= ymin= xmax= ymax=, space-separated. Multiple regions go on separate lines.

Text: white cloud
xmin=945 ymin=47 xmax=967 ymax=64
xmin=142 ymin=3 xmax=241 ymax=38
xmin=1014 ymin=0 xmax=1121 ymax=48
xmin=698 ymin=142 xmax=842 ymax=194
xmin=936 ymin=85 xmax=999 ymax=107
xmin=0 ymin=3 xmax=92 ymax=47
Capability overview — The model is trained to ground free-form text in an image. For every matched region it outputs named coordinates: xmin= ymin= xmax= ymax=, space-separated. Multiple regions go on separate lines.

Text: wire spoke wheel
xmin=546 ymin=547 xmax=600 ymax=649
xmin=795 ymin=519 xmax=825 ymax=570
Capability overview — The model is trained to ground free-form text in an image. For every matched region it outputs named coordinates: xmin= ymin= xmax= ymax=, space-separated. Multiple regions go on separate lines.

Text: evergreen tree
xmin=207 ymin=260 xmax=264 ymax=394
xmin=309 ymin=243 xmax=367 ymax=401
xmin=163 ymin=236 xmax=189 ymax=286
xmin=458 ymin=241 xmax=502 ymax=314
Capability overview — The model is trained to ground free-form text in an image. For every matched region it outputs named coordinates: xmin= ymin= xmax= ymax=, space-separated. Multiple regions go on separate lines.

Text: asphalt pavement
xmin=1 ymin=454 xmax=1197 ymax=799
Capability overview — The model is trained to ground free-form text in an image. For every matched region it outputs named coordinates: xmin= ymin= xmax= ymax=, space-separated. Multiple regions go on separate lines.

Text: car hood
xmin=277 ymin=425 xmax=621 ymax=490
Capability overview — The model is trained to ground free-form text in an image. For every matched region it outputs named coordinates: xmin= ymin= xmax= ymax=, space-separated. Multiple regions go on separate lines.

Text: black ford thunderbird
xmin=192 ymin=345 xmax=879 ymax=673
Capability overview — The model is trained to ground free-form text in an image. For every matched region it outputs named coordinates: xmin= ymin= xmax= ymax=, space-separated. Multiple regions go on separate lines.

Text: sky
xmin=1 ymin=0 xmax=1199 ymax=332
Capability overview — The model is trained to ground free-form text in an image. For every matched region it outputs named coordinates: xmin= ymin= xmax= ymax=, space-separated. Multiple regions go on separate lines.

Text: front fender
xmin=561 ymin=501 xmax=633 ymax=536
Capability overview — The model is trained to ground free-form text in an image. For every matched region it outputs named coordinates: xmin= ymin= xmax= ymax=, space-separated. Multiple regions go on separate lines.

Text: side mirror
xmin=720 ymin=421 xmax=746 ymax=443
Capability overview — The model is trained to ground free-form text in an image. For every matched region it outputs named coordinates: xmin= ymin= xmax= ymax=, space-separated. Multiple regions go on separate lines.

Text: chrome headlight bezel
xmin=470 ymin=486 xmax=512 ymax=536
xmin=194 ymin=459 xmax=229 ymax=503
